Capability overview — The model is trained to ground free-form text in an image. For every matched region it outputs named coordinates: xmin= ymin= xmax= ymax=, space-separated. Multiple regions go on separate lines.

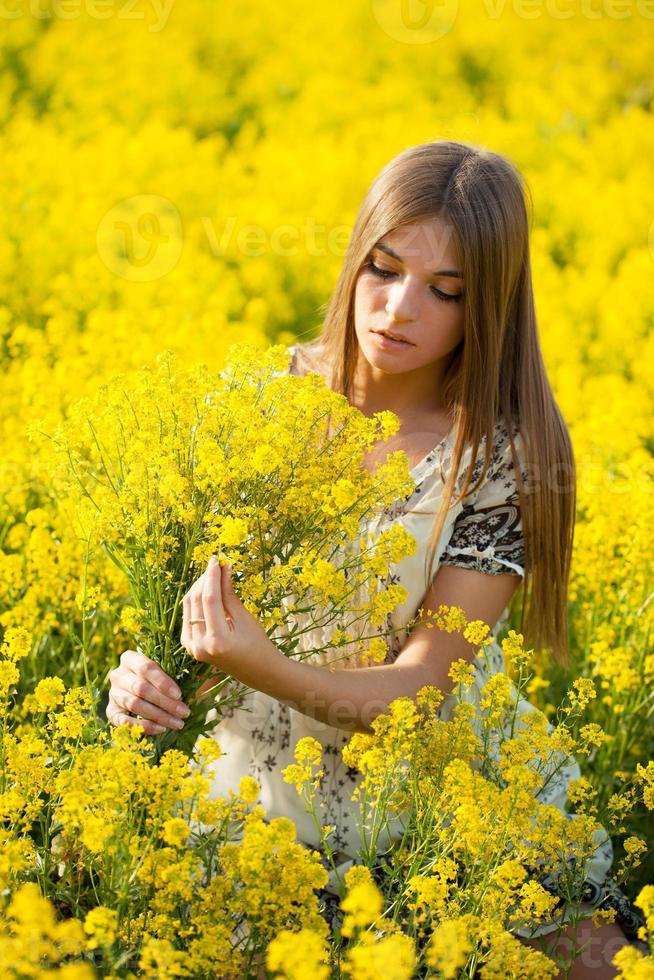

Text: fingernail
xmin=208 ymin=556 xmax=217 ymax=567
xmin=172 ymin=718 xmax=184 ymax=730
xmin=152 ymin=725 xmax=166 ymax=734
xmin=176 ymin=704 xmax=191 ymax=719
xmin=169 ymin=687 xmax=182 ymax=700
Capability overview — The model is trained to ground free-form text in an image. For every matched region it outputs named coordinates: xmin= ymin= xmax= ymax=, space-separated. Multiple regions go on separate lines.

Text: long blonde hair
xmin=298 ymin=140 xmax=575 ymax=668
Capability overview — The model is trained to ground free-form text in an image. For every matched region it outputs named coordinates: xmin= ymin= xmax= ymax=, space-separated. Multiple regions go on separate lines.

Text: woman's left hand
xmin=181 ymin=556 xmax=283 ymax=683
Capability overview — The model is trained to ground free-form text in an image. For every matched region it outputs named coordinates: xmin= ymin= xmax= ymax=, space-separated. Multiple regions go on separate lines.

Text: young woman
xmin=107 ymin=141 xmax=643 ymax=977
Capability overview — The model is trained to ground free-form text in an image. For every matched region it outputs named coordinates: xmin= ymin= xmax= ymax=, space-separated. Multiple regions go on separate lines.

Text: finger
xmin=111 ymin=688 xmax=187 ymax=730
xmin=111 ymin=666 xmax=190 ymax=721
xmin=202 ymin=556 xmax=227 ymax=640
xmin=182 ymin=571 xmax=205 ymax=605
xmin=106 ymin=695 xmax=166 ymax=735
xmin=119 ymin=650 xmax=183 ymax=701
xmin=186 ymin=645 xmax=216 ymax=665
xmin=182 ymin=573 xmax=205 ymax=633
xmin=222 ymin=563 xmax=236 ymax=631
xmin=190 ymin=578 xmax=207 ymax=643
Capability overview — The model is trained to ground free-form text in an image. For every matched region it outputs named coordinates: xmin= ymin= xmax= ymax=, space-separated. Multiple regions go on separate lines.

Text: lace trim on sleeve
xmin=440 ymin=500 xmax=525 ymax=578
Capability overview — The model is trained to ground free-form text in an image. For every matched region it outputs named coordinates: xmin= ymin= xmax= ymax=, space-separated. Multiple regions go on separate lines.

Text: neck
xmin=351 ymin=349 xmax=454 ymax=421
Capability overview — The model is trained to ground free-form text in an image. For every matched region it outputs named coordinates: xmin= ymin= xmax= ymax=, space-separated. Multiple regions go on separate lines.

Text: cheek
xmin=355 ymin=277 xmax=383 ymax=310
xmin=353 ymin=280 xmax=376 ymax=331
xmin=438 ymin=300 xmax=464 ymax=332
xmin=422 ymin=307 xmax=464 ymax=351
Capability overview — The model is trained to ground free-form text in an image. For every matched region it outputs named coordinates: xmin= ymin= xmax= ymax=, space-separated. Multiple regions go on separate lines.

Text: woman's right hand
xmin=106 ymin=649 xmax=191 ymax=735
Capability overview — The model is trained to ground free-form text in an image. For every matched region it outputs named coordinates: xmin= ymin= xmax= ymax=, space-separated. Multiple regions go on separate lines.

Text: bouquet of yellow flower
xmin=43 ymin=343 xmax=423 ymax=755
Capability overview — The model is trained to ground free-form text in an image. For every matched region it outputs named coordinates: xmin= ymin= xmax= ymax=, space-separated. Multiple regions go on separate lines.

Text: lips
xmin=373 ymin=329 xmax=413 ymax=345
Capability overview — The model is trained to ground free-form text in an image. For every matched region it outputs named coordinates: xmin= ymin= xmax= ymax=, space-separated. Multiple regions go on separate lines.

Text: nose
xmin=384 ymin=278 xmax=418 ymax=322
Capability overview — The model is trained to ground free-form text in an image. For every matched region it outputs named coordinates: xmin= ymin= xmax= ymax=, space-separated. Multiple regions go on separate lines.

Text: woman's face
xmin=353 ymin=216 xmax=465 ymax=376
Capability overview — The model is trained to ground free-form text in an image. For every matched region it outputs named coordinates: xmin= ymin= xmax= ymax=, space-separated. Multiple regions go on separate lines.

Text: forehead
xmin=377 ymin=217 xmax=460 ymax=264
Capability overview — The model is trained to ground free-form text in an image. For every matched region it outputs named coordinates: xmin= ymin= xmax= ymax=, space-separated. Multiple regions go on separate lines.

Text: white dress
xmin=203 ymin=346 xmax=642 ymax=942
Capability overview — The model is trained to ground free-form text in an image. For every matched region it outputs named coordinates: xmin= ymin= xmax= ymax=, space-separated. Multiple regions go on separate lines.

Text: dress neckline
xmin=409 ymin=426 xmax=455 ymax=481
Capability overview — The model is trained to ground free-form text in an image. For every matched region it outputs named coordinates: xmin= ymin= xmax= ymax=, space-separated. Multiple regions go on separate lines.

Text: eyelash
xmin=363 ymin=260 xmax=463 ymax=303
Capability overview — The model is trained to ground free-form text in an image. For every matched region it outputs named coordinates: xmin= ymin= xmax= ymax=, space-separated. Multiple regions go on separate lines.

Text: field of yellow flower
xmin=1 ymin=1 xmax=653 ymax=976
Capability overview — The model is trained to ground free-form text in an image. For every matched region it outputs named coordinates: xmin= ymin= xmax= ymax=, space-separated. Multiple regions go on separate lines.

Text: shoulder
xmin=487 ymin=417 xmax=527 ymax=483
xmin=438 ymin=417 xmax=528 ymax=579
xmin=461 ymin=416 xmax=529 ymax=506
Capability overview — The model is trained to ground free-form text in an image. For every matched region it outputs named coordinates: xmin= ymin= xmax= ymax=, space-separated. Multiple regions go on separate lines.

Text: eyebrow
xmin=374 ymin=241 xmax=464 ymax=279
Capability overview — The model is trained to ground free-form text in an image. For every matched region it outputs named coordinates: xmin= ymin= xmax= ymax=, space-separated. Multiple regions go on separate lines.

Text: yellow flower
xmin=160 ymin=817 xmax=191 ymax=848
xmin=448 ymin=658 xmax=476 ymax=689
xmin=463 ymin=619 xmax=494 ymax=648
xmin=344 ymin=865 xmax=376 ymax=891
xmin=341 ymin=881 xmax=384 ymax=938
xmin=33 ymin=676 xmax=66 ymax=712
xmin=578 ymin=723 xmax=610 ymax=751
xmin=478 ymin=673 xmax=514 ymax=724
xmin=362 ymin=636 xmax=389 ymax=665
xmin=343 ymin=932 xmax=416 ymax=980
xmin=193 ymin=736 xmax=222 ymax=765
xmin=612 ymin=944 xmax=654 ymax=979
xmin=215 ymin=515 xmax=250 ymax=547
xmin=635 ymin=885 xmax=654 ymax=933
xmin=514 ymin=880 xmax=560 ymax=922
xmin=567 ymin=776 xmax=597 ymax=811
xmin=426 ymin=917 xmax=475 ymax=978
xmin=0 ymin=626 xmax=32 ymax=662
xmin=282 ymin=737 xmax=324 ymax=794
xmin=0 ymin=660 xmax=20 ymax=697
xmin=266 ymin=927 xmax=330 ymax=979
xmin=568 ymin=677 xmax=597 ymax=710
xmin=84 ymin=906 xmax=118 ymax=950
xmin=239 ymin=776 xmax=260 ymax=806
xmin=138 ymin=937 xmax=191 ymax=979
xmin=119 ymin=605 xmax=143 ymax=634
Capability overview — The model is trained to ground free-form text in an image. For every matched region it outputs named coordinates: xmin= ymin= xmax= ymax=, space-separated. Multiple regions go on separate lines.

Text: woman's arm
xmin=185 ymin=559 xmax=522 ymax=735
xmin=251 ymin=564 xmax=521 ymax=733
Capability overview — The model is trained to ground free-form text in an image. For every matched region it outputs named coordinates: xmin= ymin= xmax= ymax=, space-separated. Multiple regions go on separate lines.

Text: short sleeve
xmin=439 ymin=421 xmax=527 ymax=578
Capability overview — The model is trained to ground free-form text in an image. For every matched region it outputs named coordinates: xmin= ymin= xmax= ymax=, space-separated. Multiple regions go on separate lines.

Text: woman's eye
xmin=365 ymin=260 xmax=462 ymax=303
xmin=366 ymin=260 xmax=396 ymax=279
xmin=430 ymin=286 xmax=462 ymax=303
